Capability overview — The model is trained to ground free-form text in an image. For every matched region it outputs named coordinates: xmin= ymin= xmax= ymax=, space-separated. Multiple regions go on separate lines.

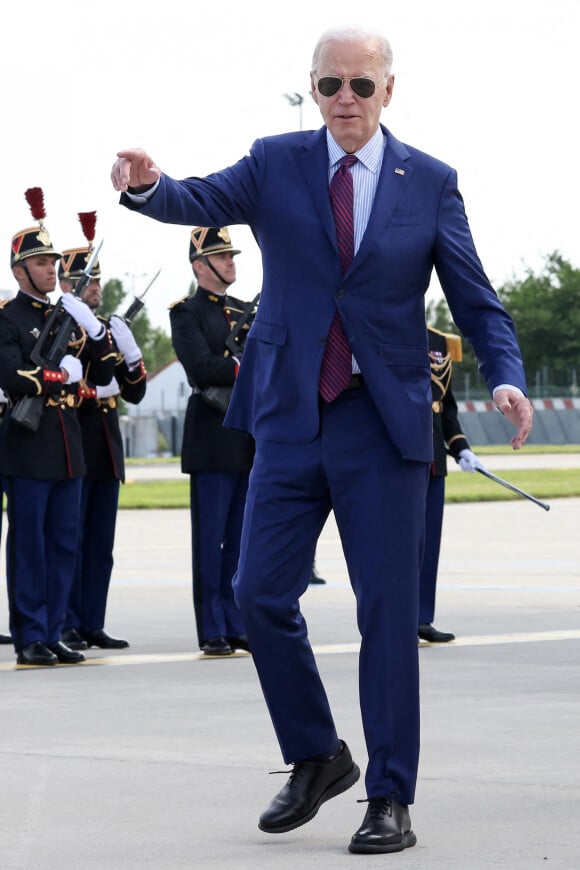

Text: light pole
xmin=283 ymin=92 xmax=304 ymax=131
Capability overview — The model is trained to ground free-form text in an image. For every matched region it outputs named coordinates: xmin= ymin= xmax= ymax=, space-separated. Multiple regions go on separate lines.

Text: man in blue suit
xmin=111 ymin=24 xmax=533 ymax=855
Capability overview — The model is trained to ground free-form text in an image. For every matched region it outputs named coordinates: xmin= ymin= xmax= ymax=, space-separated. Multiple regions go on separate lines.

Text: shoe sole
xmin=16 ymin=660 xmax=57 ymax=667
xmin=348 ymin=830 xmax=417 ymax=854
xmin=419 ymin=638 xmax=455 ymax=644
xmin=258 ymin=762 xmax=361 ymax=834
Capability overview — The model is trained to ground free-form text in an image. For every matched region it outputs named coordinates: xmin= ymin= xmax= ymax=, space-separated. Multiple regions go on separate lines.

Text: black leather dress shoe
xmin=16 ymin=642 xmax=58 ymax=666
xmin=259 ymin=740 xmax=360 ymax=833
xmin=79 ymin=629 xmax=129 ymax=649
xmin=228 ymin=636 xmax=250 ymax=652
xmin=349 ymin=798 xmax=417 ymax=854
xmin=418 ymin=623 xmax=455 ymax=643
xmin=0 ymin=632 xmax=13 ymax=645
xmin=202 ymin=637 xmax=232 ymax=656
xmin=49 ymin=641 xmax=85 ymax=664
xmin=61 ymin=628 xmax=88 ymax=650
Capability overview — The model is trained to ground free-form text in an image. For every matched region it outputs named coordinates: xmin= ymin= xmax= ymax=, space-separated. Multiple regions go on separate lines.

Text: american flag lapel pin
xmin=394 ymin=167 xmax=405 ymax=175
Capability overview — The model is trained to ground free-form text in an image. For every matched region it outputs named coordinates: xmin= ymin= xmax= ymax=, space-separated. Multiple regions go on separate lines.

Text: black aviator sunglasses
xmin=315 ymin=76 xmax=385 ymax=99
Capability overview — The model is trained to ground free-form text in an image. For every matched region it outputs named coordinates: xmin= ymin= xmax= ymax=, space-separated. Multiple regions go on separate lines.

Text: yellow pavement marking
xmin=313 ymin=629 xmax=580 ymax=655
xmin=2 ymin=630 xmax=579 ymax=671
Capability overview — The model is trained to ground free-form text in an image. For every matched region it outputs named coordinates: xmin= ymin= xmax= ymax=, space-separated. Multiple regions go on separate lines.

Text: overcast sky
xmin=1 ymin=0 xmax=577 ymax=330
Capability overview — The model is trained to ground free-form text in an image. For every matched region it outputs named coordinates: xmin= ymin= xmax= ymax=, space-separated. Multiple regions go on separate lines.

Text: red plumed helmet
xmin=58 ymin=210 xmax=101 ymax=281
xmin=24 ymin=187 xmax=47 ymax=223
xmin=11 ymin=187 xmax=61 ymax=267
xmin=78 ymin=211 xmax=97 ymax=246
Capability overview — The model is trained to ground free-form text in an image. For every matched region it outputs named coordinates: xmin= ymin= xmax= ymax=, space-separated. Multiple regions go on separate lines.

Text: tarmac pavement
xmin=1 ymin=482 xmax=579 ymax=869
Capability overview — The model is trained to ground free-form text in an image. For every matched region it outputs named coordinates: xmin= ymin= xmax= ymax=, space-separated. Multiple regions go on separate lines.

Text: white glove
xmin=59 ymin=354 xmax=83 ymax=384
xmin=60 ymin=293 xmax=105 ymax=339
xmin=96 ymin=376 xmax=120 ymax=399
xmin=458 ymin=448 xmax=485 ymax=473
xmin=109 ymin=315 xmax=142 ymax=365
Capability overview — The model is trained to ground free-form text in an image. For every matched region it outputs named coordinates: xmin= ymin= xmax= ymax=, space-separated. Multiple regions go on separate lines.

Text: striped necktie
xmin=319 ymin=154 xmax=358 ymax=403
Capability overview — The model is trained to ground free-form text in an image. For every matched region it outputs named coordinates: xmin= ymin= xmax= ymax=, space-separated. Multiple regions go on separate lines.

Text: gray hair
xmin=311 ymin=25 xmax=393 ymax=75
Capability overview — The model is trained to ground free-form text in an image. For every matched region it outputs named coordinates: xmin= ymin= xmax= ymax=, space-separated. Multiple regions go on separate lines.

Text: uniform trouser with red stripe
xmin=5 ymin=476 xmax=82 ymax=651
xmin=418 ymin=474 xmax=445 ymax=625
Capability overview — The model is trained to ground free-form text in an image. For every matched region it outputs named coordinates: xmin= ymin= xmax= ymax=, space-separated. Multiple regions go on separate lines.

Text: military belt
xmin=96 ymin=397 xmax=118 ymax=409
xmin=46 ymin=393 xmax=79 ymax=409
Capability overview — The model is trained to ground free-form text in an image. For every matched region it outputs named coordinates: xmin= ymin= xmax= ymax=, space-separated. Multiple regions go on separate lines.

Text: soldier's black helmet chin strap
xmin=201 ymin=256 xmax=235 ymax=286
xmin=22 ymin=261 xmax=46 ymax=297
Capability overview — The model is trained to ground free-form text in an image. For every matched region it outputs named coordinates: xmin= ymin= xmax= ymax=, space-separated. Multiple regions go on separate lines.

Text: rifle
xmin=201 ymin=293 xmax=260 ymax=413
xmin=121 ymin=269 xmax=161 ymax=325
xmin=224 ymin=293 xmax=261 ymax=356
xmin=11 ymin=241 xmax=103 ymax=431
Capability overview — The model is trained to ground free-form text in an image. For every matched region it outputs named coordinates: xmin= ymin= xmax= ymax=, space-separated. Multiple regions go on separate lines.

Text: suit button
xmin=319 ymin=337 xmax=326 ymax=345
xmin=336 ymin=291 xmax=345 ymax=299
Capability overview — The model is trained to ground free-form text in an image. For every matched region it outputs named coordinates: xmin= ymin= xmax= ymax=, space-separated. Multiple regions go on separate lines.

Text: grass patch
xmin=445 ymin=468 xmax=580 ymax=504
xmin=117 ymin=468 xmax=580 ymax=509
xmin=119 ymin=479 xmax=190 ymax=509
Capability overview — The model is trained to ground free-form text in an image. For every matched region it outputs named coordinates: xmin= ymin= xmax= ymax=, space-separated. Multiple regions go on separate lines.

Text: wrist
xmin=44 ymin=368 xmax=66 ymax=384
xmin=89 ymin=323 xmax=106 ymax=340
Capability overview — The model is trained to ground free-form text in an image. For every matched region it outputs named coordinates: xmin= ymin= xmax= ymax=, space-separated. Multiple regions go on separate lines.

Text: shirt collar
xmin=199 ymin=286 xmax=226 ymax=306
xmin=326 ymin=126 xmax=385 ymax=174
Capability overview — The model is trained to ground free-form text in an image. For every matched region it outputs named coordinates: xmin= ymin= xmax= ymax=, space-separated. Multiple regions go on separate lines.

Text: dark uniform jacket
xmin=170 ymin=288 xmax=255 ymax=474
xmin=0 ymin=291 xmax=115 ymax=480
xmin=77 ymin=319 xmax=147 ymax=482
xmin=428 ymin=326 xmax=470 ymax=477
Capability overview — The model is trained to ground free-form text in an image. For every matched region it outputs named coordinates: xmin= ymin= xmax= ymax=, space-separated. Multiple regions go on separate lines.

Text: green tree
xmin=100 ymin=278 xmax=175 ymax=374
xmin=498 ymin=252 xmax=580 ymax=391
xmin=426 ymin=252 xmax=580 ymax=397
xmin=100 ymin=278 xmax=126 ymax=317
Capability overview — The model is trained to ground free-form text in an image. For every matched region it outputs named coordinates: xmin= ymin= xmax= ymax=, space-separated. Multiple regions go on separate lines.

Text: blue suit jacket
xmin=124 ymin=125 xmax=526 ymax=461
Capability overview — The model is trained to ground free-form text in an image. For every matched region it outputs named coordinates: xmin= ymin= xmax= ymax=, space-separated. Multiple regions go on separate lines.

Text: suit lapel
xmin=297 ymin=128 xmax=338 ymax=255
xmin=296 ymin=126 xmax=414 ymax=270
xmin=353 ymin=127 xmax=413 ymax=268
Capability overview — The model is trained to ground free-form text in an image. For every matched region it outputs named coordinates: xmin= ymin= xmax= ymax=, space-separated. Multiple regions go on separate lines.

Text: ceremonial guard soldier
xmin=419 ymin=326 xmax=483 ymax=643
xmin=170 ymin=226 xmax=256 ymax=656
xmin=58 ymin=213 xmax=147 ymax=651
xmin=0 ymin=189 xmax=116 ymax=665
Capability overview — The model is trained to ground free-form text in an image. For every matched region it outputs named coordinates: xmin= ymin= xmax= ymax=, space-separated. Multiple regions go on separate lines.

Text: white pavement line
xmin=2 ymin=629 xmax=579 ymax=671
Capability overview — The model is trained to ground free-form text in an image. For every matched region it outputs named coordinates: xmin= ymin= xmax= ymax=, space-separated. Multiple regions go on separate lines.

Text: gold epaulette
xmin=428 ymin=326 xmax=463 ymax=362
xmin=445 ymin=333 xmax=462 ymax=362
xmin=168 ymin=295 xmax=189 ymax=310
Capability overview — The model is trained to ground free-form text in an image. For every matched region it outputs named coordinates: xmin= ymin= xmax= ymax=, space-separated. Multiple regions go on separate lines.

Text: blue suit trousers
xmin=234 ymin=386 xmax=429 ymax=804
